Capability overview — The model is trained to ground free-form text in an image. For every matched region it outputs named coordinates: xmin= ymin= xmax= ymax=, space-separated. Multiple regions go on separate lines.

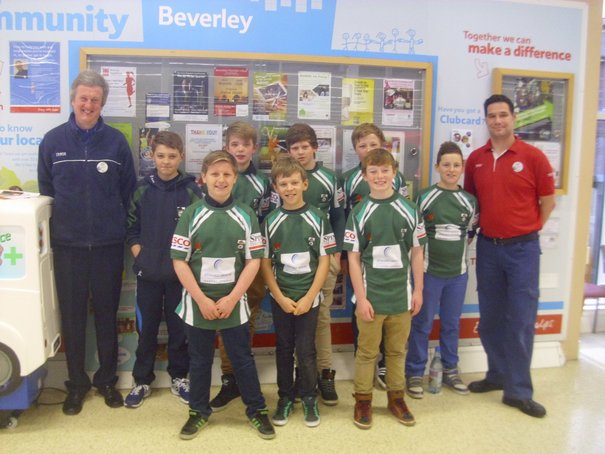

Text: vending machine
xmin=0 ymin=194 xmax=61 ymax=428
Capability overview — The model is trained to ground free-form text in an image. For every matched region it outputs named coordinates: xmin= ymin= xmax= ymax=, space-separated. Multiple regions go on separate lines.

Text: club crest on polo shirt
xmin=512 ymin=161 xmax=524 ymax=172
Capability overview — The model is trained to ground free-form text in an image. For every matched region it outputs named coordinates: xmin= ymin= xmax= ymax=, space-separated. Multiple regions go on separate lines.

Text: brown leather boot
xmin=387 ymin=390 xmax=415 ymax=426
xmin=353 ymin=393 xmax=373 ymax=429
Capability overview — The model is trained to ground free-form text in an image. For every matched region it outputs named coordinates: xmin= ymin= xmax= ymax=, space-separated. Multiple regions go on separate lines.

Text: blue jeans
xmin=132 ymin=278 xmax=189 ymax=385
xmin=186 ymin=323 xmax=266 ymax=418
xmin=271 ymin=300 xmax=319 ymax=399
xmin=406 ymin=272 xmax=468 ymax=377
xmin=476 ymin=235 xmax=540 ymax=400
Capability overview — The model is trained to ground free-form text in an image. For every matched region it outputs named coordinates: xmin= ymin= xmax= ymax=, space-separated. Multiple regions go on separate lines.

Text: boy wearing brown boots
xmin=343 ymin=148 xmax=426 ymax=429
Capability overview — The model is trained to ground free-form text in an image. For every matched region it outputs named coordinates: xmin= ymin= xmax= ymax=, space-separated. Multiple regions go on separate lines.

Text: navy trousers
xmin=186 ymin=322 xmax=266 ymax=419
xmin=476 ymin=235 xmax=540 ymax=400
xmin=132 ymin=278 xmax=189 ymax=385
xmin=53 ymin=244 xmax=124 ymax=392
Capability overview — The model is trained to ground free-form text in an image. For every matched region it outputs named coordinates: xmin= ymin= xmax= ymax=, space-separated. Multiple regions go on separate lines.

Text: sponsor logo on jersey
xmin=249 ymin=232 xmax=264 ymax=251
xmin=323 ymin=233 xmax=336 ymax=248
xmin=56 ymin=151 xmax=67 ymax=157
xmin=308 ymin=236 xmax=316 ymax=246
xmin=344 ymin=230 xmax=356 ymax=243
xmin=172 ymin=234 xmax=191 ymax=252
xmin=237 ymin=239 xmax=246 ymax=250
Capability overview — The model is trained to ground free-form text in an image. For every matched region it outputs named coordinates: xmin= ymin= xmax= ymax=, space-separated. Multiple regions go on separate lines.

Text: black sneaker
xmin=179 ymin=410 xmax=208 ymax=440
xmin=249 ymin=409 xmax=276 ymax=439
xmin=301 ymin=396 xmax=320 ymax=428
xmin=210 ymin=374 xmax=241 ymax=411
xmin=272 ymin=397 xmax=294 ymax=426
xmin=317 ymin=369 xmax=338 ymax=406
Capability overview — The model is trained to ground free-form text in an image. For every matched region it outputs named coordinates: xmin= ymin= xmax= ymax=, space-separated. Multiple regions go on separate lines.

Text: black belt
xmin=479 ymin=231 xmax=539 ymax=245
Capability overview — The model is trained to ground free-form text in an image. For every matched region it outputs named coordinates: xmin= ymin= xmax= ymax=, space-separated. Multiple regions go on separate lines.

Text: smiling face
xmin=153 ymin=144 xmax=183 ymax=181
xmin=202 ymin=160 xmax=237 ymax=204
xmin=288 ymin=140 xmax=316 ymax=170
xmin=354 ymin=133 xmax=383 ymax=161
xmin=363 ymin=164 xmax=395 ymax=199
xmin=435 ymin=152 xmax=464 ymax=190
xmin=71 ymin=84 xmax=104 ymax=130
xmin=273 ymin=171 xmax=308 ymax=210
xmin=486 ymin=101 xmax=516 ymax=143
xmin=225 ymin=135 xmax=257 ymax=171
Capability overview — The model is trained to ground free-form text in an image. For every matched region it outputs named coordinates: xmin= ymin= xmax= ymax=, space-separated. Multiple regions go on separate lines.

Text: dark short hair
xmin=484 ymin=94 xmax=514 ymax=116
xmin=152 ymin=131 xmax=184 ymax=154
xmin=285 ymin=123 xmax=318 ymax=149
xmin=202 ymin=150 xmax=237 ymax=175
xmin=436 ymin=141 xmax=463 ymax=164
xmin=70 ymin=70 xmax=109 ymax=106
xmin=361 ymin=148 xmax=397 ymax=173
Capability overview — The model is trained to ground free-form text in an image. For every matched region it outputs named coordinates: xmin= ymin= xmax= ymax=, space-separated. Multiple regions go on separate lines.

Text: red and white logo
xmin=171 ymin=234 xmax=191 ymax=252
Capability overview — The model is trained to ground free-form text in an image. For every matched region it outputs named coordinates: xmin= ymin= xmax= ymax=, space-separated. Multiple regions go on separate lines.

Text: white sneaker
xmin=406 ymin=376 xmax=424 ymax=399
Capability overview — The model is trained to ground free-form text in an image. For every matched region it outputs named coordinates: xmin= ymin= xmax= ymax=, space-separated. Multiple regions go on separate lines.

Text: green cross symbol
xmin=4 ymin=247 xmax=24 ymax=266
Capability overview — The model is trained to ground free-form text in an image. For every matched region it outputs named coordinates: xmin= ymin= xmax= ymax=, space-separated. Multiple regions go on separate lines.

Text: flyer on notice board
xmin=297 ymin=71 xmax=331 ymax=120
xmin=341 ymin=78 xmax=374 ymax=126
xmin=252 ymin=72 xmax=288 ymax=121
xmin=173 ymin=71 xmax=209 ymax=122
xmin=214 ymin=67 xmax=249 ymax=117
xmin=382 ymin=78 xmax=414 ymax=127
xmin=10 ymin=41 xmax=61 ymax=113
xmin=101 ymin=66 xmax=137 ymax=118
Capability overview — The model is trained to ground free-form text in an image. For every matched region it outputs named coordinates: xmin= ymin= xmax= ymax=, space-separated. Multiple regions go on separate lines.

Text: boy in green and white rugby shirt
xmin=341 ymin=123 xmax=408 ymax=390
xmin=405 ymin=141 xmax=478 ymax=399
xmin=171 ymin=151 xmax=275 ymax=441
xmin=344 ymin=148 xmax=426 ymax=430
xmin=261 ymin=156 xmax=336 ymax=428
xmin=209 ymin=121 xmax=277 ymax=412
xmin=286 ymin=123 xmax=345 ymax=405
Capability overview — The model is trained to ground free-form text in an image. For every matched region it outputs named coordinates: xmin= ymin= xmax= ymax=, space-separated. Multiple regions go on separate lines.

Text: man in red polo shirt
xmin=463 ymin=94 xmax=555 ymax=418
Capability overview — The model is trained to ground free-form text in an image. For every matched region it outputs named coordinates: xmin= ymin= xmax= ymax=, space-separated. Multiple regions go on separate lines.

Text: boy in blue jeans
xmin=210 ymin=121 xmax=276 ymax=411
xmin=125 ymin=131 xmax=202 ymax=408
xmin=261 ymin=156 xmax=336 ymax=427
xmin=171 ymin=151 xmax=275 ymax=441
xmin=405 ymin=141 xmax=478 ymax=399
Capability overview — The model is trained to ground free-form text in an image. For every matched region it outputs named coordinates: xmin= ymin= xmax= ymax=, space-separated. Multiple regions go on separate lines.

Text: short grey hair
xmin=70 ymin=70 xmax=109 ymax=106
